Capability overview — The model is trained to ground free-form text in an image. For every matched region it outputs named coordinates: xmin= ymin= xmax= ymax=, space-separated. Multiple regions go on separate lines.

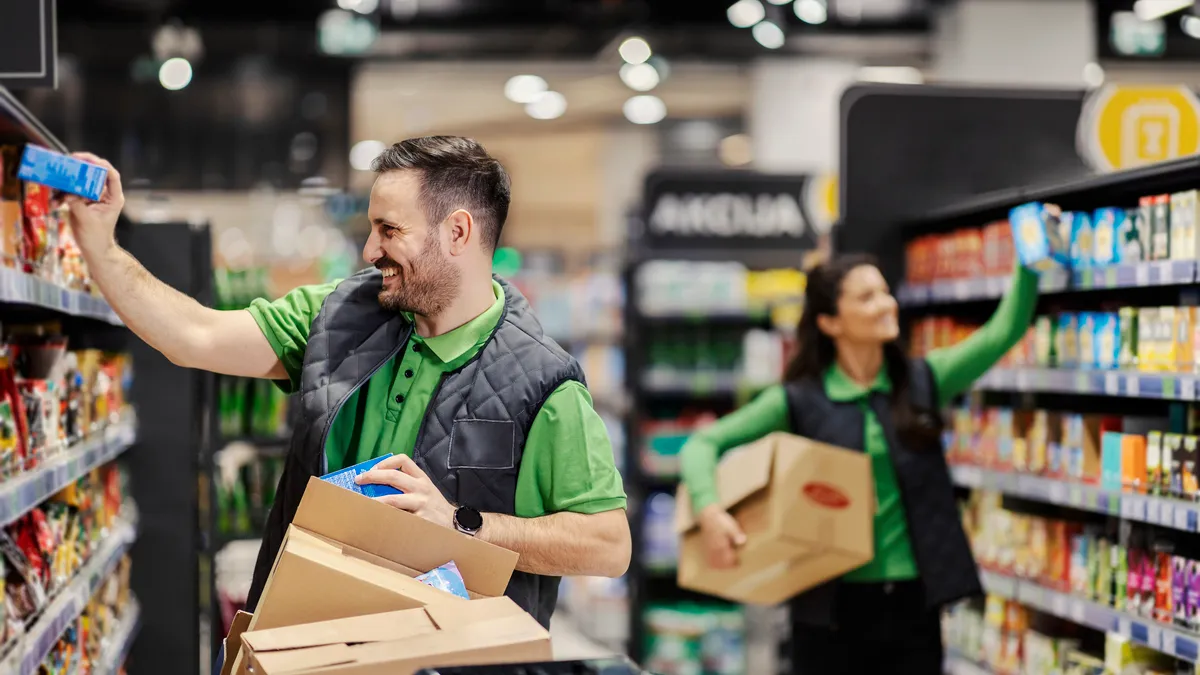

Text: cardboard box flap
xmin=422 ymin=596 xmax=546 ymax=633
xmin=674 ymin=434 xmax=777 ymax=534
xmin=348 ymin=615 xmax=552 ymax=669
xmin=240 ymin=608 xmax=439 ymax=653
xmin=295 ymin=477 xmax=517 ymax=597
xmin=220 ymin=610 xmax=254 ymax=675
xmin=252 ymin=643 xmax=357 ymax=674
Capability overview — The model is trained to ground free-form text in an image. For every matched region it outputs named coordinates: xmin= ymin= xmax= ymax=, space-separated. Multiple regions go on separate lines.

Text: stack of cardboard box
xmin=221 ymin=478 xmax=551 ymax=675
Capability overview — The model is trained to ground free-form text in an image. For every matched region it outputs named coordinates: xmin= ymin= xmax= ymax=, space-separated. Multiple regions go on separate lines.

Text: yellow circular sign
xmin=803 ymin=173 xmax=839 ymax=235
xmin=1080 ymin=84 xmax=1200 ymax=172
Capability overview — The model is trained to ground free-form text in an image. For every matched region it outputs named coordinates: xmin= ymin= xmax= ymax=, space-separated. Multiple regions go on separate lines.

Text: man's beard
xmin=376 ymin=234 xmax=460 ymax=317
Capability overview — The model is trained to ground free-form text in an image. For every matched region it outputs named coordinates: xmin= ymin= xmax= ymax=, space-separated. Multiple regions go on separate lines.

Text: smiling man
xmin=63 ymin=137 xmax=631 ymax=631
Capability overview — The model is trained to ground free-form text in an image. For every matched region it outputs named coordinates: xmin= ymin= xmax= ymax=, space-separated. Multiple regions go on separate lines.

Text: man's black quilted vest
xmin=784 ymin=359 xmax=982 ymax=627
xmin=243 ymin=269 xmax=586 ymax=628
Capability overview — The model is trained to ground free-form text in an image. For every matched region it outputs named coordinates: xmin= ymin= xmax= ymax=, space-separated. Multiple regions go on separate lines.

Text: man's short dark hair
xmin=371 ymin=136 xmax=511 ymax=252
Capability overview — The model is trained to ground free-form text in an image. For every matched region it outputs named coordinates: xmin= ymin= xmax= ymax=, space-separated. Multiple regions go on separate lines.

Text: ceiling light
xmin=623 ymin=95 xmax=667 ymax=125
xmin=727 ymin=0 xmax=766 ymax=28
xmin=1134 ymin=0 xmax=1193 ymax=21
xmin=526 ymin=91 xmax=567 ymax=120
xmin=349 ymin=140 xmax=386 ymax=171
xmin=619 ymin=63 xmax=661 ymax=92
xmin=719 ymin=134 xmax=754 ymax=167
xmin=795 ymin=0 xmax=828 ymax=24
xmin=1183 ymin=14 xmax=1200 ymax=38
xmin=619 ymin=37 xmax=652 ymax=65
xmin=1082 ymin=62 xmax=1106 ymax=87
xmin=857 ymin=66 xmax=924 ymax=84
xmin=504 ymin=75 xmax=548 ymax=104
xmin=158 ymin=57 xmax=193 ymax=90
xmin=752 ymin=20 xmax=786 ymax=49
xmin=765 ymin=0 xmax=791 ymax=4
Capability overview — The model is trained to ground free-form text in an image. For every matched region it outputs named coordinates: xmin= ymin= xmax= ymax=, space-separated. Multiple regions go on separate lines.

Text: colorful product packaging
xmin=1101 ymin=432 xmax=1125 ymax=492
xmin=1138 ymin=308 xmax=1158 ymax=371
xmin=16 ymin=145 xmax=109 ymax=202
xmin=1160 ymin=307 xmax=1178 ymax=369
xmin=1156 ymin=546 xmax=1174 ymax=623
xmin=1119 ymin=307 xmax=1138 ymax=369
xmin=319 ymin=454 xmax=405 ymax=498
xmin=1178 ymin=306 xmax=1196 ymax=372
xmin=1171 ymin=189 xmax=1199 ymax=260
xmin=1151 ymin=194 xmax=1172 ymax=260
xmin=1162 ymin=434 xmax=1182 ymax=497
xmin=1069 ymin=211 xmax=1094 ymax=268
xmin=1056 ymin=313 xmax=1079 ymax=368
xmin=1079 ymin=312 xmax=1097 ymax=369
xmin=1147 ymin=431 xmax=1163 ymax=497
xmin=1122 ymin=434 xmax=1148 ymax=493
xmin=1010 ymin=202 xmax=1069 ymax=271
xmin=1123 ymin=203 xmax=1148 ymax=262
xmin=1175 ymin=556 xmax=1190 ymax=626
xmin=1093 ymin=207 xmax=1123 ymax=266
xmin=1095 ymin=312 xmax=1120 ymax=370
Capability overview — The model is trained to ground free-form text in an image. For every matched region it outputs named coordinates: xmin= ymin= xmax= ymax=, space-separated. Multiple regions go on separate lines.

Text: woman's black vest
xmin=783 ymin=359 xmax=982 ymax=626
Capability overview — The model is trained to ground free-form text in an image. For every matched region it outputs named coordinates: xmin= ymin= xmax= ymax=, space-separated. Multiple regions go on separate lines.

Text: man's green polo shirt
xmin=246 ymin=279 xmax=627 ymax=518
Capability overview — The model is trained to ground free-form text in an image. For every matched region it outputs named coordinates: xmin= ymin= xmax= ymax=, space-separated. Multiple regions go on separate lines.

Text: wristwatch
xmin=453 ymin=505 xmax=483 ymax=536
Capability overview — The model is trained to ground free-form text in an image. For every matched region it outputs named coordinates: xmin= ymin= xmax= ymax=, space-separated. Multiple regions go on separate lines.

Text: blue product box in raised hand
xmin=320 ymin=453 xmax=404 ymax=498
xmin=15 ymin=144 xmax=108 ymax=202
xmin=1010 ymin=202 xmax=1069 ymax=271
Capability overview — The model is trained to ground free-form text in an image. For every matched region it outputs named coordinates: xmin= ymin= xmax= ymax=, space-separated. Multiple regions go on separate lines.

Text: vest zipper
xmin=315 ymin=328 xmax=410 ymax=474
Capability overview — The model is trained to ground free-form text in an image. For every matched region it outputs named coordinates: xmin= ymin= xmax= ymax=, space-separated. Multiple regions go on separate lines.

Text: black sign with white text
xmin=640 ymin=170 xmax=816 ymax=251
xmin=0 ymin=0 xmax=57 ymax=89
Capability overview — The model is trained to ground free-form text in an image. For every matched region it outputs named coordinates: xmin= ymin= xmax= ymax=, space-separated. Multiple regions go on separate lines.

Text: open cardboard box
xmin=675 ymin=432 xmax=874 ymax=605
xmin=237 ymin=596 xmax=551 ymax=675
xmin=225 ymin=477 xmax=521 ymax=674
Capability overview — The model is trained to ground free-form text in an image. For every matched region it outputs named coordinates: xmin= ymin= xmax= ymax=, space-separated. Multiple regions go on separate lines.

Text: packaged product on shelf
xmin=1174 ymin=436 xmax=1199 ymax=498
xmin=1079 ymin=313 xmax=1097 ymax=370
xmin=1154 ymin=543 xmax=1174 ymax=624
xmin=1162 ymin=434 xmax=1182 ymax=496
xmin=1178 ymin=307 xmax=1197 ymax=372
xmin=1096 ymin=312 xmax=1121 ymax=370
xmin=1119 ymin=307 xmax=1138 ymax=369
xmin=1151 ymin=194 xmax=1173 ymax=261
xmin=1069 ymin=211 xmax=1094 ymax=269
xmin=1121 ymin=204 xmax=1147 ymax=262
xmin=1056 ymin=314 xmax=1079 ymax=369
xmin=1122 ymin=434 xmax=1148 ymax=493
xmin=1148 ymin=431 xmax=1165 ymax=496
xmin=1010 ymin=202 xmax=1069 ymax=271
xmin=1172 ymin=189 xmax=1199 ymax=260
xmin=1159 ymin=307 xmax=1179 ymax=371
xmin=1035 ymin=316 xmax=1056 ymax=366
xmin=1092 ymin=207 xmax=1123 ymax=266
xmin=643 ymin=491 xmax=679 ymax=571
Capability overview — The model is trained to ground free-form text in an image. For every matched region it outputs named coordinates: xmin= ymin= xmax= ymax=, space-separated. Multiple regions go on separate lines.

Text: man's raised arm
xmin=66 ymin=153 xmax=285 ymax=380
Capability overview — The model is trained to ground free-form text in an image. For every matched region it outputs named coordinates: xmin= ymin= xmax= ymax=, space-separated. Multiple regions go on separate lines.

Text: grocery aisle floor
xmin=551 ymin=612 xmax=619 ymax=661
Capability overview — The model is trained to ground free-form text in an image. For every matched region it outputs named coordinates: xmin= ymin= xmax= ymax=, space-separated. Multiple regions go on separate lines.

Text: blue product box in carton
xmin=321 ymin=453 xmax=404 ymax=498
xmin=1092 ymin=208 xmax=1124 ymax=266
xmin=16 ymin=144 xmax=108 ymax=202
xmin=1010 ymin=202 xmax=1069 ymax=271
xmin=1067 ymin=211 xmax=1094 ymax=269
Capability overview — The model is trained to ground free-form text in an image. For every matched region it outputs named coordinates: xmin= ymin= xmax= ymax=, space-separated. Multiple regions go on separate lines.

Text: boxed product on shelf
xmin=643 ymin=491 xmax=679 ymax=571
xmin=640 ymin=411 xmax=718 ymax=478
xmin=40 ymin=552 xmax=134 ymax=674
xmin=643 ymin=602 xmax=745 ymax=675
xmin=673 ymin=433 xmax=873 ymax=605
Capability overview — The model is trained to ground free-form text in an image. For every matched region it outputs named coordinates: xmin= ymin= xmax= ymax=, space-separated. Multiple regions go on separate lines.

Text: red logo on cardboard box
xmin=803 ymin=482 xmax=850 ymax=509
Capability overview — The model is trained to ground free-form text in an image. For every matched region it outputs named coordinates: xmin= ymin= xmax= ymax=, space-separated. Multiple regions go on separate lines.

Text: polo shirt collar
xmin=823 ymin=362 xmax=892 ymax=402
xmin=403 ymin=280 xmax=505 ymax=366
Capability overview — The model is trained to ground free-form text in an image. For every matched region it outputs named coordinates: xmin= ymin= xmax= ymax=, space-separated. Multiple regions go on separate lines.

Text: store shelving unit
xmin=0 ymin=516 xmax=137 ymax=675
xmin=887 ymin=142 xmax=1200 ymax=669
xmin=0 ymin=86 xmax=145 ymax=673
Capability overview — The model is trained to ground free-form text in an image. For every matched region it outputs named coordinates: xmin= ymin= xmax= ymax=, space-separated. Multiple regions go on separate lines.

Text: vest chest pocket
xmin=448 ymin=419 xmax=518 ymax=515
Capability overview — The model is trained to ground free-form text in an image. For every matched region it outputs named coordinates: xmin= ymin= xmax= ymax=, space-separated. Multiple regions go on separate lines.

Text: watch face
xmin=456 ymin=506 xmax=483 ymax=531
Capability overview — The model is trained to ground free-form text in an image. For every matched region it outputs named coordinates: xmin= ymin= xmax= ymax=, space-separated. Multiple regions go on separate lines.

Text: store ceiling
xmin=57 ymin=0 xmax=934 ymax=62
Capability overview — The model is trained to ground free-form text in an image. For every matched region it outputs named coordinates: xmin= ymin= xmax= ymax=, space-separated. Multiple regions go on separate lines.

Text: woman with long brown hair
xmin=679 ymin=254 xmax=1039 ymax=673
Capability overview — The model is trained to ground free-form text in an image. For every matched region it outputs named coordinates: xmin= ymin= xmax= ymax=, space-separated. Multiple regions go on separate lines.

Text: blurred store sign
xmin=803 ymin=173 xmax=839 ymax=236
xmin=0 ymin=0 xmax=57 ymax=89
xmin=1078 ymin=84 xmax=1200 ymax=171
xmin=640 ymin=170 xmax=817 ymax=251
